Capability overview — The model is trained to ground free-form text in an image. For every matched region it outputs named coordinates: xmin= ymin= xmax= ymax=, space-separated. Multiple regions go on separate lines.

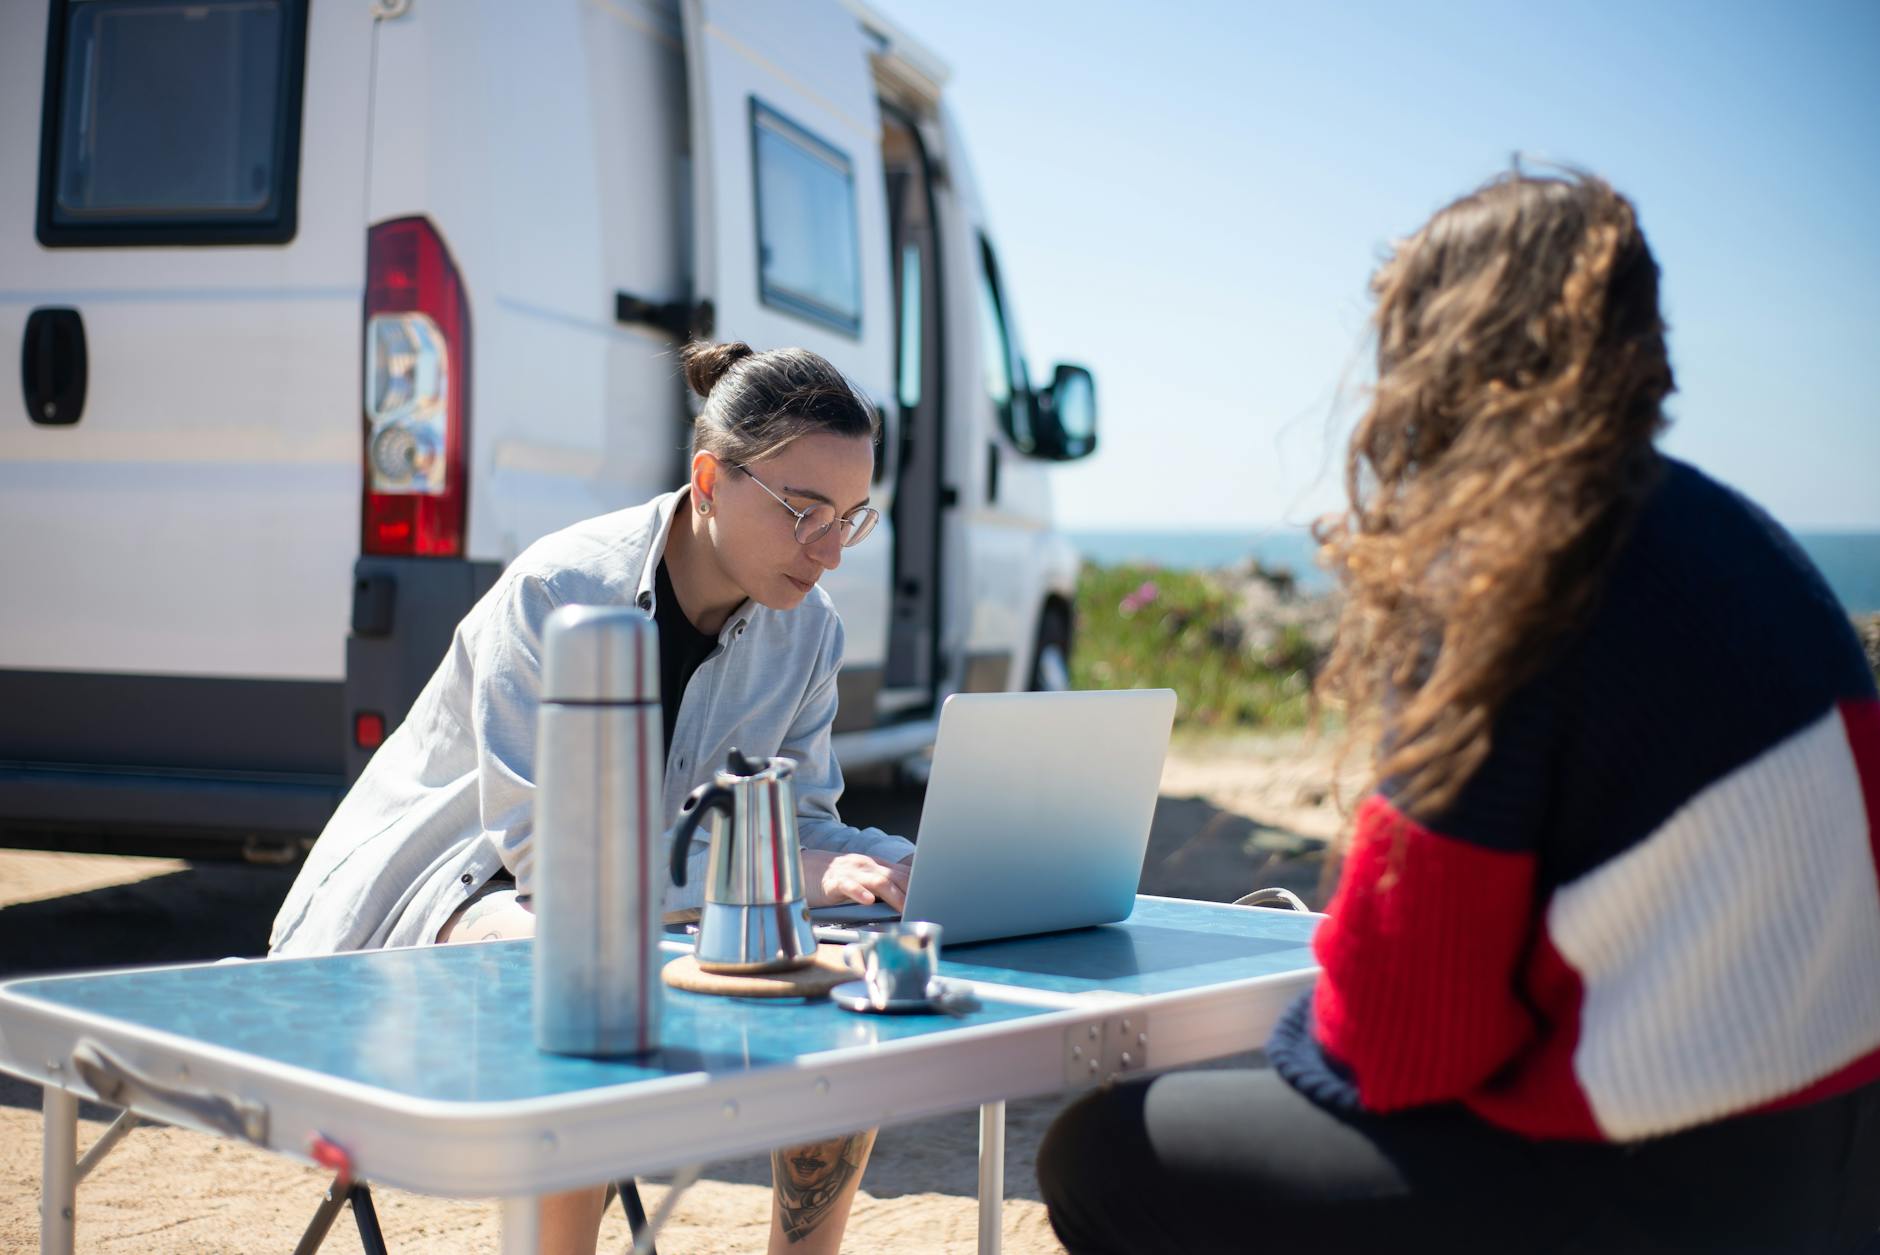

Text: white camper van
xmin=0 ymin=0 xmax=1097 ymax=860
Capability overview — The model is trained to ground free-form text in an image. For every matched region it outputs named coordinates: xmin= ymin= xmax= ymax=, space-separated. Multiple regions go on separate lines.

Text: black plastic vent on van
xmin=21 ymin=308 xmax=87 ymax=426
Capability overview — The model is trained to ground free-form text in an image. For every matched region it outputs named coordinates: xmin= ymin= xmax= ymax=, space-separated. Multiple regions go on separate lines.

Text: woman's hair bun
xmin=682 ymin=340 xmax=756 ymax=399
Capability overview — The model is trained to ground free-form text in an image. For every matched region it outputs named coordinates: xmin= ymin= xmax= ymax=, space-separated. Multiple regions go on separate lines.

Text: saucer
xmin=829 ymin=979 xmax=945 ymax=1014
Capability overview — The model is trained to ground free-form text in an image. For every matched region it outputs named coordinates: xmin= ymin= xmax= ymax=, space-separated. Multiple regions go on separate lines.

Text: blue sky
xmin=870 ymin=0 xmax=1880 ymax=532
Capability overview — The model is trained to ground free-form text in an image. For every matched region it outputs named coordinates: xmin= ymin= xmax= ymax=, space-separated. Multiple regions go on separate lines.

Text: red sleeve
xmin=1311 ymin=795 xmax=1541 ymax=1112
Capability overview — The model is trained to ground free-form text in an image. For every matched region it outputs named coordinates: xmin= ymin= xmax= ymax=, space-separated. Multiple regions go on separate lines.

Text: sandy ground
xmin=0 ymin=733 xmax=1345 ymax=1253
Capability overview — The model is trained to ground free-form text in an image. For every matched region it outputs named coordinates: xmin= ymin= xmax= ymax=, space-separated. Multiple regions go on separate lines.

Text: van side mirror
xmin=1033 ymin=363 xmax=1097 ymax=461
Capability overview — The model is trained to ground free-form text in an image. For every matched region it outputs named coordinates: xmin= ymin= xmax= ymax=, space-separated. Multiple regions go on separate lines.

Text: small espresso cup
xmin=845 ymin=921 xmax=943 ymax=1007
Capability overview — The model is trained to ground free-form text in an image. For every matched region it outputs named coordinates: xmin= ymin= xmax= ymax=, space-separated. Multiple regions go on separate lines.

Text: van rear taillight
xmin=362 ymin=217 xmax=469 ymax=557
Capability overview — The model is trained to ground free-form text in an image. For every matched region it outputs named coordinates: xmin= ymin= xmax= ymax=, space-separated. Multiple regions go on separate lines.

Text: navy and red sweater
xmin=1267 ymin=457 xmax=1880 ymax=1142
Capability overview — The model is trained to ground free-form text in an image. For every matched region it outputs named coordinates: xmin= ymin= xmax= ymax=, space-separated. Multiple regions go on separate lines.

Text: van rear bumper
xmin=344 ymin=556 xmax=502 ymax=779
xmin=0 ymin=559 xmax=500 ymax=864
xmin=0 ymin=668 xmax=348 ymax=857
xmin=0 ymin=558 xmax=501 ymax=857
xmin=0 ymin=762 xmax=342 ymax=860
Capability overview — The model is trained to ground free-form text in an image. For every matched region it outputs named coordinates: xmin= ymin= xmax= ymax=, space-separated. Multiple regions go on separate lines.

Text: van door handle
xmin=21 ymin=307 xmax=88 ymax=426
xmin=615 ymin=290 xmax=714 ymax=340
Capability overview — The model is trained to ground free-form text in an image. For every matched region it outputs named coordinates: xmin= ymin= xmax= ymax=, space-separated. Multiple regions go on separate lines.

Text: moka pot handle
xmin=669 ymin=781 xmax=736 ymax=887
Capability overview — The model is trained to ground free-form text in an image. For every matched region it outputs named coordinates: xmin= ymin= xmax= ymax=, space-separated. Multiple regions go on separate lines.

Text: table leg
xmin=75 ymin=1110 xmax=138 ymax=1183
xmin=288 ymin=1184 xmax=348 ymax=1255
xmin=977 ymin=1100 xmax=1005 ymax=1255
xmin=500 ymin=1194 xmax=542 ymax=1255
xmin=42 ymin=1087 xmax=77 ymax=1255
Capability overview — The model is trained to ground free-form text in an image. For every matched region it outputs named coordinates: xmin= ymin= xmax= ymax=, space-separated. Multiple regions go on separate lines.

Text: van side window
xmin=751 ymin=101 xmax=862 ymax=337
xmin=36 ymin=0 xmax=309 ymax=247
xmin=976 ymin=237 xmax=1035 ymax=453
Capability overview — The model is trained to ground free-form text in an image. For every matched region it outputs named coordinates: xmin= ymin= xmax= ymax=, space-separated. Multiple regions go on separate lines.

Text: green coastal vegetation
xmin=1073 ymin=564 xmax=1880 ymax=731
xmin=1071 ymin=563 xmax=1326 ymax=730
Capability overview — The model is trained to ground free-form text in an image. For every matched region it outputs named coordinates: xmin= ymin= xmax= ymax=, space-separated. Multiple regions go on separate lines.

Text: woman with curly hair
xmin=1037 ymin=171 xmax=1880 ymax=1253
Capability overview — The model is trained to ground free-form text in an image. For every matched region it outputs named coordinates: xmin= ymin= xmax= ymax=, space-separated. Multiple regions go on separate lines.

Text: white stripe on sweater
xmin=1548 ymin=706 xmax=1880 ymax=1141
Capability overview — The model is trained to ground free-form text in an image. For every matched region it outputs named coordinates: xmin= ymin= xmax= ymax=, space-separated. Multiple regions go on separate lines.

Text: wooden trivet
xmin=662 ymin=943 xmax=853 ymax=999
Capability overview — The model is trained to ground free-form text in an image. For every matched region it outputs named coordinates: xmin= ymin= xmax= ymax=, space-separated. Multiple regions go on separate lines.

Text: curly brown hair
xmin=1315 ymin=170 xmax=1676 ymax=818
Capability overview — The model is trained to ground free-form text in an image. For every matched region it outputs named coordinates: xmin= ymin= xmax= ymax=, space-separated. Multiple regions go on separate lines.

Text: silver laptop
xmin=814 ymin=688 xmax=1176 ymax=945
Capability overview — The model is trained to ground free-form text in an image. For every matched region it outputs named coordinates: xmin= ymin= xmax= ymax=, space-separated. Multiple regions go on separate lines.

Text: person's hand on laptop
xmin=802 ymin=850 xmax=910 ymax=910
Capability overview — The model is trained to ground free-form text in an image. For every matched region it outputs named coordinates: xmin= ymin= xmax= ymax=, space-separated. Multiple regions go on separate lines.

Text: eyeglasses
xmin=734 ymin=464 xmax=880 ymax=548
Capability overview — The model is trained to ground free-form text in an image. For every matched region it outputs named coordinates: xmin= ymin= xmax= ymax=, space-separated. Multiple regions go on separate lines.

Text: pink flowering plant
xmin=1118 ymin=580 xmax=1159 ymax=616
xmin=1072 ymin=563 xmax=1315 ymax=728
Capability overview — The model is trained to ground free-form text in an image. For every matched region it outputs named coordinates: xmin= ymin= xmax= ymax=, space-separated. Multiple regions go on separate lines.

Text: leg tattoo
xmin=772 ymin=1130 xmax=877 ymax=1244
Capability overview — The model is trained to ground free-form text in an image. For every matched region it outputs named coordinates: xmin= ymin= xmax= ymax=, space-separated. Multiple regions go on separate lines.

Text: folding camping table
xmin=0 ymin=896 xmax=1320 ymax=1254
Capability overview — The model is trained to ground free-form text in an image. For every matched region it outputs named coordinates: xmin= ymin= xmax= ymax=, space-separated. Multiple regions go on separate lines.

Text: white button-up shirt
xmin=270 ymin=488 xmax=913 ymax=956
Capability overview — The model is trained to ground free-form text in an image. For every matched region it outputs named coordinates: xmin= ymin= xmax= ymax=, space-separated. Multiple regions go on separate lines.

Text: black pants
xmin=1037 ymin=1067 xmax=1880 ymax=1254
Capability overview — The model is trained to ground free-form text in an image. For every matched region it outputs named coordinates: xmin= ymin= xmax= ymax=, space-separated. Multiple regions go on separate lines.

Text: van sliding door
xmin=680 ymin=0 xmax=894 ymax=731
xmin=881 ymin=107 xmax=943 ymax=703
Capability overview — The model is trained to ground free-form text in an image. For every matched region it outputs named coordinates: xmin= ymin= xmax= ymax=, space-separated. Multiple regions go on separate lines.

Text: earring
xmin=698 ymin=500 xmax=711 ymax=516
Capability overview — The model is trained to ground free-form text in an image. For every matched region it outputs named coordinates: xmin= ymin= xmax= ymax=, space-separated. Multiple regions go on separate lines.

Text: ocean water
xmin=1071 ymin=528 xmax=1880 ymax=614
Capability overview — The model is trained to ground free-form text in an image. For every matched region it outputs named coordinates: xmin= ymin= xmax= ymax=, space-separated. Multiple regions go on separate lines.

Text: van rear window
xmin=37 ymin=0 xmax=308 ymax=247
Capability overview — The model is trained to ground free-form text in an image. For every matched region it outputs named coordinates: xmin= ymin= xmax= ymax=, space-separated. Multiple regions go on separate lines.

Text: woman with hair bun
xmin=272 ymin=340 xmax=910 ymax=1254
xmin=1037 ymin=171 xmax=1880 ymax=1253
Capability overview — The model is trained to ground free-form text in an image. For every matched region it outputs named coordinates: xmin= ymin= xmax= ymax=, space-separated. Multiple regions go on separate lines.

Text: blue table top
xmin=940 ymin=897 xmax=1318 ymax=997
xmin=2 ymin=898 xmax=1318 ymax=1106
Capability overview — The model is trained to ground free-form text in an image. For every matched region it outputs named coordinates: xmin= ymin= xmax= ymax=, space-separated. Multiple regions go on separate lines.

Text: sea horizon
xmin=1069 ymin=527 xmax=1880 ymax=615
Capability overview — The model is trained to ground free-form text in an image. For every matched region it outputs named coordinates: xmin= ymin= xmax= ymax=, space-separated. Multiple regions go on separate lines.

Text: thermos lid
xmin=540 ymin=604 xmax=660 ymax=703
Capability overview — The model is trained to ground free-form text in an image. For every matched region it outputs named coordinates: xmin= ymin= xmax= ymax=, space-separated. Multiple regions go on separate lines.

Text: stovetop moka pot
xmin=668 ymin=748 xmax=819 ymax=973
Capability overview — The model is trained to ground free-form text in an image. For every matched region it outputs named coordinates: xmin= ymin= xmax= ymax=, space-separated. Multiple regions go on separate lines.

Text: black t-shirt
xmin=653 ymin=559 xmax=719 ymax=757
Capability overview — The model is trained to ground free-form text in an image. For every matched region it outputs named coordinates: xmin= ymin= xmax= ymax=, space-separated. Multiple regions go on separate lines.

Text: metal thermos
xmin=532 ymin=604 xmax=664 ymax=1057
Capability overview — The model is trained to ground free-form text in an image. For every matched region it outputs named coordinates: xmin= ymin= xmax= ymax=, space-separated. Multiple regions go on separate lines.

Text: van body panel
xmin=366 ymin=1 xmax=694 ymax=564
xmin=682 ymin=0 xmax=894 ymax=674
xmin=0 ymin=447 xmax=354 ymax=678
xmin=0 ymin=1 xmax=372 ymax=681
